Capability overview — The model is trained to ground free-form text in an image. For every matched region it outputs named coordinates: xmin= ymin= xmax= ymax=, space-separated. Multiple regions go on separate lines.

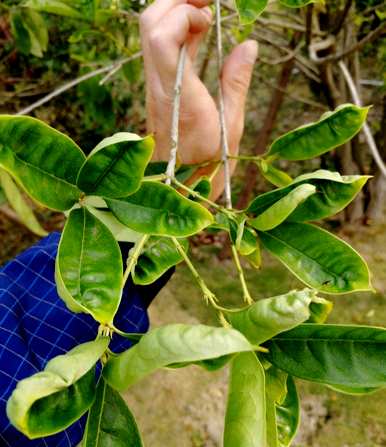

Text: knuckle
xmin=225 ymin=73 xmax=249 ymax=94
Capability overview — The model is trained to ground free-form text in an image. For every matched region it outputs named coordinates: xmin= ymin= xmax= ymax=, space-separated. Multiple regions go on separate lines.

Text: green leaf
xmin=189 ymin=176 xmax=212 ymax=200
xmin=234 ymin=0 xmax=269 ymax=24
xmin=133 ymin=237 xmax=188 ymax=285
xmin=226 ymin=289 xmax=321 ymax=345
xmin=25 ymin=0 xmax=84 ymax=18
xmin=276 ymin=376 xmax=300 ymax=447
xmin=106 ymin=181 xmax=213 ymax=237
xmin=267 ymin=104 xmax=368 ymax=161
xmin=279 ymin=0 xmax=316 ymax=7
xmin=77 ymin=133 xmax=154 ymax=198
xmin=249 ymin=184 xmax=316 ymax=231
xmin=103 ymin=324 xmax=252 ymax=391
xmin=259 ymin=222 xmax=372 ymax=294
xmin=83 ymin=378 xmax=143 ymax=447
xmin=56 ymin=207 xmax=123 ymax=324
xmin=223 ymin=352 xmax=266 ymax=447
xmin=248 ymin=170 xmax=369 ymax=222
xmin=327 ymin=384 xmax=381 ymax=395
xmin=257 ymin=160 xmax=293 ymax=188
xmin=87 ymin=207 xmax=142 ymax=243
xmin=307 ymin=297 xmax=333 ymax=323
xmin=7 ymin=338 xmax=109 ymax=439
xmin=265 ymin=324 xmax=386 ymax=388
xmin=0 ymin=115 xmax=85 ymax=211
xmin=0 ymin=169 xmax=47 ymax=236
xmin=10 ymin=11 xmax=30 ymax=55
xmin=22 ymin=9 xmax=48 ymax=57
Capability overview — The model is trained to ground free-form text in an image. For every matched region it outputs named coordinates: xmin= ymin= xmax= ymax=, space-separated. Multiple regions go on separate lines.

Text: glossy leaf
xmin=307 ymin=297 xmax=333 ymax=323
xmin=249 ymin=184 xmax=316 ymax=231
xmin=0 ymin=115 xmax=85 ymax=211
xmin=25 ymin=0 xmax=84 ymax=18
xmin=77 ymin=133 xmax=154 ymax=198
xmin=279 ymin=0 xmax=315 ymax=7
xmin=265 ymin=366 xmax=286 ymax=447
xmin=103 ymin=324 xmax=252 ymax=391
xmin=267 ymin=104 xmax=368 ymax=161
xmin=0 ymin=169 xmax=47 ymax=236
xmin=276 ymin=376 xmax=300 ymax=446
xmin=223 ymin=352 xmax=266 ymax=447
xmin=226 ymin=289 xmax=320 ymax=345
xmin=247 ymin=170 xmax=369 ymax=222
xmin=7 ymin=338 xmax=109 ymax=439
xmin=133 ymin=237 xmax=188 ymax=285
xmin=265 ymin=324 xmax=386 ymax=388
xmin=87 ymin=207 xmax=142 ymax=243
xmin=235 ymin=0 xmax=269 ymax=24
xmin=258 ymin=160 xmax=293 ymax=188
xmin=83 ymin=378 xmax=143 ymax=447
xmin=259 ymin=222 xmax=372 ymax=294
xmin=189 ymin=176 xmax=212 ymax=200
xmin=56 ymin=207 xmax=123 ymax=324
xmin=106 ymin=181 xmax=213 ymax=237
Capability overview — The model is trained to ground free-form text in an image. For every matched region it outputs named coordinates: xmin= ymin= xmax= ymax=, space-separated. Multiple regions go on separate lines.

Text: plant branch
xmin=122 ymin=234 xmax=149 ymax=285
xmin=165 ymin=44 xmax=188 ymax=185
xmin=172 ymin=237 xmax=219 ymax=307
xmin=231 ymin=245 xmax=253 ymax=305
xmin=16 ymin=52 xmax=142 ymax=116
xmin=339 ymin=61 xmax=386 ymax=178
xmin=215 ymin=0 xmax=232 ymax=209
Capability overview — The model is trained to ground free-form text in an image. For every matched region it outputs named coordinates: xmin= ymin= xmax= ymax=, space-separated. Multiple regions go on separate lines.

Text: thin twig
xmin=122 ymin=234 xmax=149 ymax=285
xmin=215 ymin=0 xmax=232 ymax=209
xmin=16 ymin=52 xmax=142 ymax=116
xmin=339 ymin=61 xmax=386 ymax=178
xmin=165 ymin=44 xmax=187 ymax=185
xmin=231 ymin=245 xmax=253 ymax=305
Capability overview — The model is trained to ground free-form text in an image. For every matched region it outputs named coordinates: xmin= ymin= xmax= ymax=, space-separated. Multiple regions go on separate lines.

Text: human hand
xmin=140 ymin=0 xmax=258 ymax=199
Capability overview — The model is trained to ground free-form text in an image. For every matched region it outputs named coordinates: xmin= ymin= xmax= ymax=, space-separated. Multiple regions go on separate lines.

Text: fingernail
xmin=243 ymin=40 xmax=258 ymax=64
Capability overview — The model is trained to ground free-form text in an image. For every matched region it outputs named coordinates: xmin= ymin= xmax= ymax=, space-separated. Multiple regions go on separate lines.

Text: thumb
xmin=221 ymin=40 xmax=258 ymax=151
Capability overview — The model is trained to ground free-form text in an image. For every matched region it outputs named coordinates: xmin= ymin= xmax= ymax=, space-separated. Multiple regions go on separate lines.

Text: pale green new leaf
xmin=257 ymin=160 xmax=293 ymax=188
xmin=103 ymin=324 xmax=252 ymax=390
xmin=265 ymin=324 xmax=386 ymax=388
xmin=77 ymin=133 xmax=154 ymax=198
xmin=0 ymin=169 xmax=47 ymax=236
xmin=226 ymin=289 xmax=322 ymax=345
xmin=83 ymin=378 xmax=143 ymax=447
xmin=87 ymin=207 xmax=142 ymax=243
xmin=7 ymin=338 xmax=109 ymax=439
xmin=133 ymin=237 xmax=189 ymax=285
xmin=23 ymin=9 xmax=48 ymax=57
xmin=259 ymin=222 xmax=372 ymax=294
xmin=249 ymin=184 xmax=316 ymax=231
xmin=56 ymin=207 xmax=123 ymax=324
xmin=107 ymin=181 xmax=213 ymax=237
xmin=267 ymin=104 xmax=368 ymax=161
xmin=224 ymin=352 xmax=266 ymax=447
xmin=248 ymin=170 xmax=369 ymax=222
xmin=234 ymin=0 xmax=269 ymax=24
xmin=0 ymin=115 xmax=85 ymax=211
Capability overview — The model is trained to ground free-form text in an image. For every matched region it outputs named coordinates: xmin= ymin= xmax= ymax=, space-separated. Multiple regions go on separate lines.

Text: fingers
xmin=140 ymin=0 xmax=211 ymax=33
xmin=221 ymin=40 xmax=258 ymax=152
xmin=147 ymin=5 xmax=212 ymax=89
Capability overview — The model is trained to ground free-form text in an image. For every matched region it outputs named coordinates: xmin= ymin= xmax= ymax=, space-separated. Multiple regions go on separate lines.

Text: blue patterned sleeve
xmin=0 ymin=232 xmax=172 ymax=447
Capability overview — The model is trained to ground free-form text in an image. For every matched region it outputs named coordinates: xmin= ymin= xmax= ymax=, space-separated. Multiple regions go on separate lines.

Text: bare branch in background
xmin=16 ymin=52 xmax=142 ymax=116
xmin=339 ymin=60 xmax=386 ymax=178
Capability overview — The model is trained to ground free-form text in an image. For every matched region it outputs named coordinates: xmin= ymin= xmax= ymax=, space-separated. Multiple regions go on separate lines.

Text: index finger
xmin=140 ymin=0 xmax=211 ymax=31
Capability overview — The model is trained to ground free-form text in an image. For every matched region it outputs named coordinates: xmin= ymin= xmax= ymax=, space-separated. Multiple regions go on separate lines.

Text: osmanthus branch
xmin=122 ymin=234 xmax=149 ymax=286
xmin=165 ymin=44 xmax=187 ymax=185
xmin=16 ymin=52 xmax=142 ymax=116
xmin=339 ymin=61 xmax=386 ymax=179
xmin=215 ymin=0 xmax=253 ymax=305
